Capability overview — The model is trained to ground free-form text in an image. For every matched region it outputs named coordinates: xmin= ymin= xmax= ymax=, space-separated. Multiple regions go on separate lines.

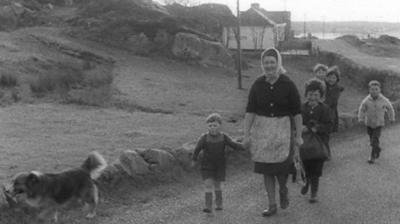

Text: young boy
xmin=358 ymin=80 xmax=395 ymax=164
xmin=192 ymin=113 xmax=244 ymax=213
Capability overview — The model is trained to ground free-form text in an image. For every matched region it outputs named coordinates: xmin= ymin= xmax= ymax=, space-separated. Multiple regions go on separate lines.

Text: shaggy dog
xmin=7 ymin=151 xmax=107 ymax=222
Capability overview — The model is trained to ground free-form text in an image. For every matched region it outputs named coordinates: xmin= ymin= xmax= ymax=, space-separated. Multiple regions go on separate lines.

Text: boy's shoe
xmin=262 ymin=204 xmax=277 ymax=217
xmin=204 ymin=192 xmax=212 ymax=213
xmin=202 ymin=208 xmax=212 ymax=213
xmin=215 ymin=207 xmax=223 ymax=211
xmin=367 ymin=158 xmax=375 ymax=164
xmin=309 ymin=196 xmax=318 ymax=203
xmin=375 ymin=150 xmax=381 ymax=159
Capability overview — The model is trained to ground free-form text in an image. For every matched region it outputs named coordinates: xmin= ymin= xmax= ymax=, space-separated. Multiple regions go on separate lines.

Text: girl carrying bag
xmin=299 ymin=131 xmax=329 ymax=161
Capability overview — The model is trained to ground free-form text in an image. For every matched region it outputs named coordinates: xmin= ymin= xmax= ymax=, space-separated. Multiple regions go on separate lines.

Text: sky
xmin=155 ymin=0 xmax=400 ymax=22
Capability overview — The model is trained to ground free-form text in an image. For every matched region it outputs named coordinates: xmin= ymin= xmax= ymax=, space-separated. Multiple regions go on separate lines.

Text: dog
xmin=9 ymin=151 xmax=107 ymax=222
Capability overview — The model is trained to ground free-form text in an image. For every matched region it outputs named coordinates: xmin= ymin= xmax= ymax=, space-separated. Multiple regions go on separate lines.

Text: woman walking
xmin=243 ymin=48 xmax=303 ymax=217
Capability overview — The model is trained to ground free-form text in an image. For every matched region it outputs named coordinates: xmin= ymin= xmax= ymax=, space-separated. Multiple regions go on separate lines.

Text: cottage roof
xmin=240 ymin=3 xmax=291 ymax=27
xmin=250 ymin=7 xmax=276 ymax=25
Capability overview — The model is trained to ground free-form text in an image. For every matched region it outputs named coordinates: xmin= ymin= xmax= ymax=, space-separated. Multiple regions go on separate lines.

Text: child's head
xmin=313 ymin=64 xmax=328 ymax=81
xmin=305 ymin=79 xmax=325 ymax=104
xmin=326 ymin=66 xmax=340 ymax=86
xmin=368 ymin=80 xmax=381 ymax=98
xmin=206 ymin=113 xmax=222 ymax=135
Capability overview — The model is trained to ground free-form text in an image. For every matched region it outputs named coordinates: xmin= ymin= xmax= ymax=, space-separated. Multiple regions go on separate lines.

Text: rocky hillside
xmin=68 ymin=0 xmax=235 ymax=69
xmin=0 ymin=0 xmax=236 ymax=70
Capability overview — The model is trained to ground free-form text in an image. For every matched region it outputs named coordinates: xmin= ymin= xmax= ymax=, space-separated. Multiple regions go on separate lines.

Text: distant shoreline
xmin=295 ymin=32 xmax=400 ymax=40
xmin=291 ymin=21 xmax=400 ymax=39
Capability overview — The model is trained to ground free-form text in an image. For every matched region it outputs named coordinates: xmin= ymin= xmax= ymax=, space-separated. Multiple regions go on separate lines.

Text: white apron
xmin=250 ymin=115 xmax=292 ymax=163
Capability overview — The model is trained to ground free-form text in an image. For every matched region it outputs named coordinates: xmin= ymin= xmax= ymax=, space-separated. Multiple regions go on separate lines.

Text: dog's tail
xmin=81 ymin=151 xmax=108 ymax=179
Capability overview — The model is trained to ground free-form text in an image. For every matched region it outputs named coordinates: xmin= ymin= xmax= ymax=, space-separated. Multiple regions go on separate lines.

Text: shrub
xmin=0 ymin=73 xmax=18 ymax=87
xmin=29 ymin=69 xmax=84 ymax=94
xmin=83 ymin=67 xmax=114 ymax=88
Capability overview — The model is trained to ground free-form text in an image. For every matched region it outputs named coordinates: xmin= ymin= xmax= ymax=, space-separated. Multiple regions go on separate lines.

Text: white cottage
xmin=223 ymin=3 xmax=288 ymax=50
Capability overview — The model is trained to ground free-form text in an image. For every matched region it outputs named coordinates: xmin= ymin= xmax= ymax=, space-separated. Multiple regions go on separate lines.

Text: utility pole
xmin=236 ymin=0 xmax=242 ymax=89
xmin=303 ymin=14 xmax=306 ymax=39
xmin=322 ymin=16 xmax=325 ymax=39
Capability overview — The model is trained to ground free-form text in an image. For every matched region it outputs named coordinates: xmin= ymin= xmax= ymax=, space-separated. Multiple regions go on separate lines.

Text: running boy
xmin=358 ymin=80 xmax=395 ymax=164
xmin=192 ymin=113 xmax=244 ymax=213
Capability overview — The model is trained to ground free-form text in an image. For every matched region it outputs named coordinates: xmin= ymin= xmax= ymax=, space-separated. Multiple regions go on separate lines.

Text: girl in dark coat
xmin=301 ymin=80 xmax=332 ymax=203
xmin=324 ymin=66 xmax=344 ymax=133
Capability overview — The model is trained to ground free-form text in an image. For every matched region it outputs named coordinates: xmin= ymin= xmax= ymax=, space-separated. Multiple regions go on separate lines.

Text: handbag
xmin=299 ymin=131 xmax=329 ymax=161
xmin=291 ymin=151 xmax=307 ymax=186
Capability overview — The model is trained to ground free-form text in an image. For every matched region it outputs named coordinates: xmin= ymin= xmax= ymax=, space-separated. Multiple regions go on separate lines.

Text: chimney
xmin=251 ymin=3 xmax=260 ymax=9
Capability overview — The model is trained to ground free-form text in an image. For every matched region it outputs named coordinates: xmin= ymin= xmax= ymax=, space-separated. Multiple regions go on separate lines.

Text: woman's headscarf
xmin=260 ymin=48 xmax=287 ymax=75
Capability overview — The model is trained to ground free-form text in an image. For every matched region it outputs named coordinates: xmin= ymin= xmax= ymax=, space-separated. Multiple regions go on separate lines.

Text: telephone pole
xmin=303 ymin=14 xmax=306 ymax=38
xmin=236 ymin=0 xmax=242 ymax=89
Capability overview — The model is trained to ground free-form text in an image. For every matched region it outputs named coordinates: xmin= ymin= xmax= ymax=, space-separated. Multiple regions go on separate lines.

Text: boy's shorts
xmin=201 ymin=168 xmax=225 ymax=182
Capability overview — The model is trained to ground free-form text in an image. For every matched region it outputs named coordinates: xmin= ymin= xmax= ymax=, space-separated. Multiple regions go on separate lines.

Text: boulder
xmin=0 ymin=5 xmax=18 ymax=31
xmin=119 ymin=150 xmax=150 ymax=177
xmin=140 ymin=148 xmax=177 ymax=170
xmin=98 ymin=161 xmax=125 ymax=184
xmin=127 ymin=32 xmax=153 ymax=56
xmin=338 ymin=112 xmax=359 ymax=131
xmin=172 ymin=32 xmax=234 ymax=70
xmin=171 ymin=141 xmax=197 ymax=170
xmin=165 ymin=3 xmax=236 ymax=40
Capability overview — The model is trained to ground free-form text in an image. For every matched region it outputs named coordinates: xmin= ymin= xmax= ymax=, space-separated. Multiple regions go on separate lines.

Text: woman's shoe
xmin=262 ymin=204 xmax=277 ymax=217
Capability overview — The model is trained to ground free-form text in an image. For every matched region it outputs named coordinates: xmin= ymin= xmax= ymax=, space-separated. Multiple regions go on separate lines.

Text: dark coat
xmin=324 ymin=83 xmax=344 ymax=132
xmin=301 ymin=102 xmax=332 ymax=147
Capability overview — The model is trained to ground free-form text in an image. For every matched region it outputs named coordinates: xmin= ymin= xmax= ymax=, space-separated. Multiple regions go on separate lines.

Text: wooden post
xmin=303 ymin=14 xmax=306 ymax=38
xmin=236 ymin=0 xmax=242 ymax=89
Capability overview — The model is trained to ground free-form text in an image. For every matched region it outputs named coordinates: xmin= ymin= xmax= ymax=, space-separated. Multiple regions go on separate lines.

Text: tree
xmin=163 ymin=0 xmax=200 ymax=7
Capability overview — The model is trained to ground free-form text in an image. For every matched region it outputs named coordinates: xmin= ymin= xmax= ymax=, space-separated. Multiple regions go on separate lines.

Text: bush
xmin=83 ymin=66 xmax=114 ymax=87
xmin=0 ymin=73 xmax=18 ymax=87
xmin=29 ymin=69 xmax=84 ymax=94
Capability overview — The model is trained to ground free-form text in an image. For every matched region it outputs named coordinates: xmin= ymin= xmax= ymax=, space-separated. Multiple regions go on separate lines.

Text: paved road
xmin=313 ymin=39 xmax=400 ymax=74
xmin=97 ymin=125 xmax=400 ymax=224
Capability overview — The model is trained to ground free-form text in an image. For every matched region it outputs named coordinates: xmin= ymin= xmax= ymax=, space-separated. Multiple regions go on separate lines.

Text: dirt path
xmin=92 ymin=124 xmax=400 ymax=224
xmin=0 ymin=28 xmax=374 ymax=224
xmin=314 ymin=39 xmax=400 ymax=73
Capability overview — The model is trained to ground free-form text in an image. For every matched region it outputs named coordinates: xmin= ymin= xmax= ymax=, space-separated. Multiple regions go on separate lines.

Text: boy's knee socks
xmin=205 ymin=192 xmax=213 ymax=210
xmin=215 ymin=190 xmax=223 ymax=209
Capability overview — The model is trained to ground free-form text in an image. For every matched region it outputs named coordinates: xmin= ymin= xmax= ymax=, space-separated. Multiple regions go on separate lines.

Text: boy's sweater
xmin=358 ymin=94 xmax=395 ymax=128
xmin=192 ymin=133 xmax=243 ymax=169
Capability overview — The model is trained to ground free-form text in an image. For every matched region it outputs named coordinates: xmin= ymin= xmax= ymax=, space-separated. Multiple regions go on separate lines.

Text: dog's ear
xmin=27 ymin=172 xmax=41 ymax=186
